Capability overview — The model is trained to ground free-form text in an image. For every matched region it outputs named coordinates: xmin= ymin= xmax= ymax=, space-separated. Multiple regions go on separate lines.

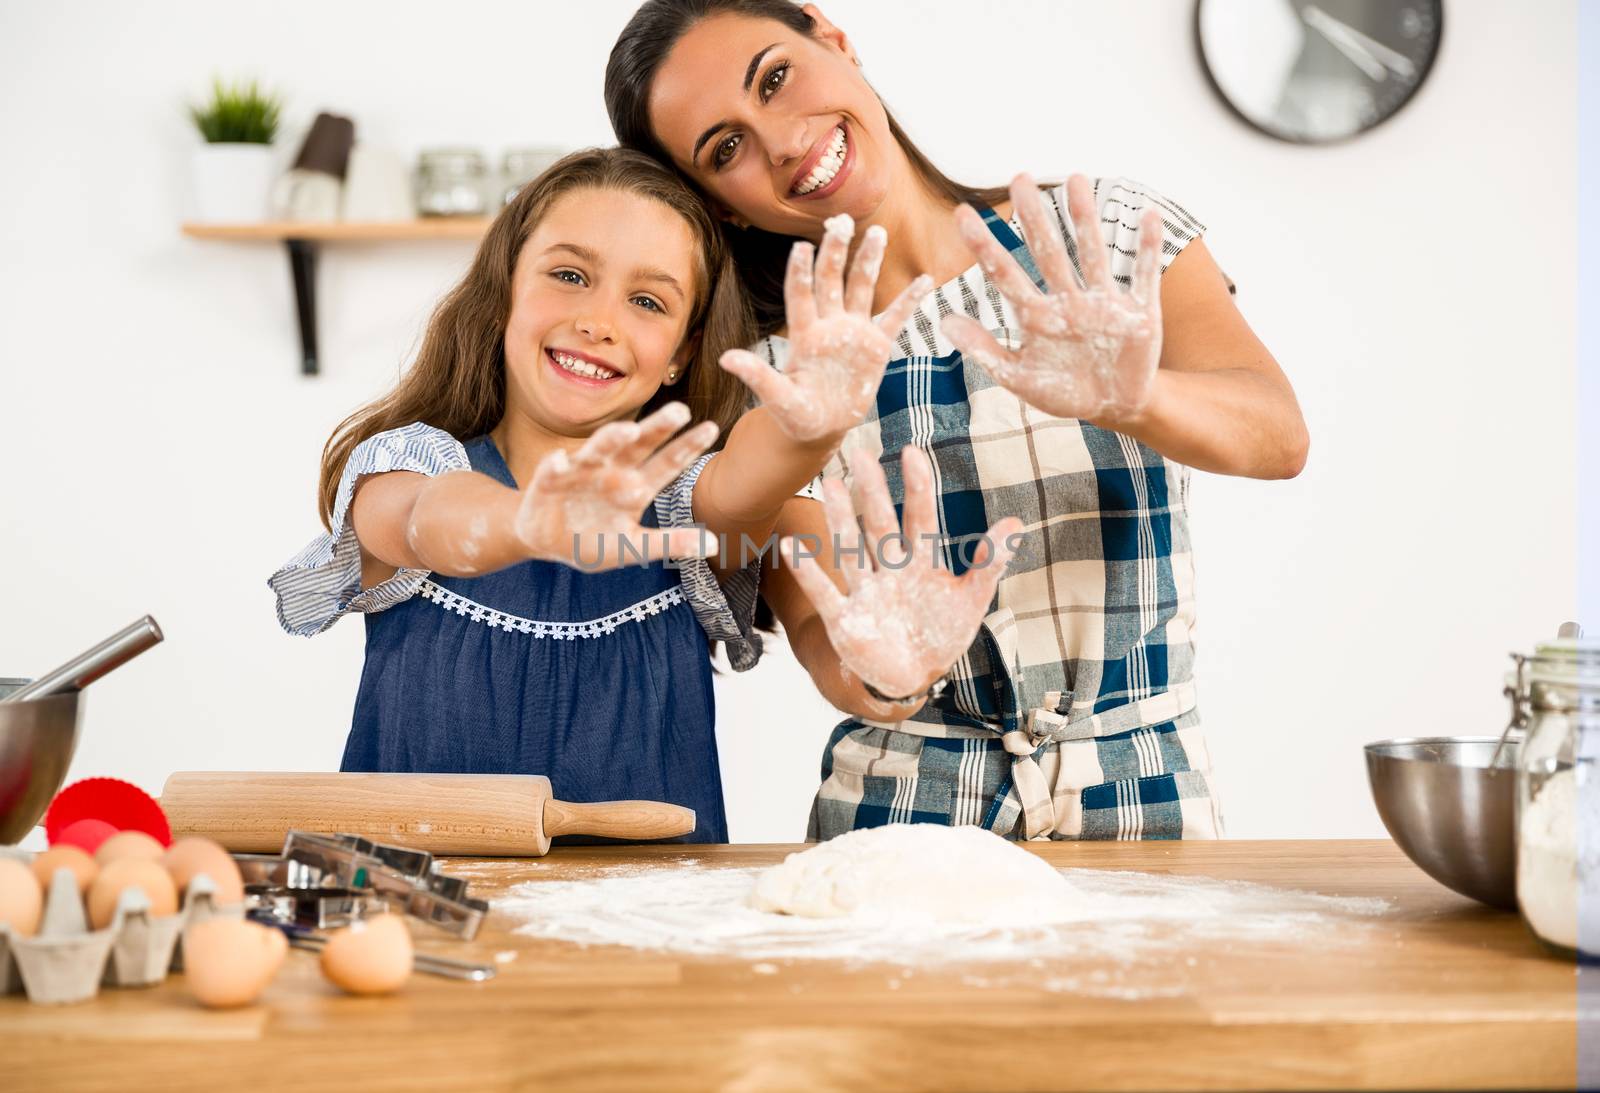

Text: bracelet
xmin=862 ymin=675 xmax=948 ymax=707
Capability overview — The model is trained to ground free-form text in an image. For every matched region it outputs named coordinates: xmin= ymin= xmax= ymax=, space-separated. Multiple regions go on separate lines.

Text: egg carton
xmin=0 ymin=866 xmax=243 ymax=1005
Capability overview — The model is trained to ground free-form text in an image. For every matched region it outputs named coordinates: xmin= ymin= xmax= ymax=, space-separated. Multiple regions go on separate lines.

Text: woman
xmin=606 ymin=0 xmax=1309 ymax=841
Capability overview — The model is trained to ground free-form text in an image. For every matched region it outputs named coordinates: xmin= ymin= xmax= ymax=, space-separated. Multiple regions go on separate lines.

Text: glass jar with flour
xmin=1511 ymin=637 xmax=1600 ymax=958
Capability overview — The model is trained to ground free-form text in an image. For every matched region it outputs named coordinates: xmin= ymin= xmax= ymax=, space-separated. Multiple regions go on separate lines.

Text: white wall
xmin=0 ymin=0 xmax=1577 ymax=843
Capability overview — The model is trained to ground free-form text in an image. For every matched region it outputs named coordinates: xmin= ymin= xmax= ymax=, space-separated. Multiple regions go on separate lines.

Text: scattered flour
xmin=1517 ymin=767 xmax=1600 ymax=953
xmin=496 ymin=826 xmax=1390 ymax=992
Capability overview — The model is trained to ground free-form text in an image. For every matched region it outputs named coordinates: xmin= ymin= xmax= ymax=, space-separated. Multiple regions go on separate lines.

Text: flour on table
xmin=496 ymin=823 xmax=1391 ymax=998
xmin=750 ymin=823 xmax=1076 ymax=925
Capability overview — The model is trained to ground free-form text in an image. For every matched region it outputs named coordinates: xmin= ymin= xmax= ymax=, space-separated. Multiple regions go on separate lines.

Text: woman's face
xmin=648 ymin=8 xmax=895 ymax=240
xmin=503 ymin=187 xmax=697 ymax=437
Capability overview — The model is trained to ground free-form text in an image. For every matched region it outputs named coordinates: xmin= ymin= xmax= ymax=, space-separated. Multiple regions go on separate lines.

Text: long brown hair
xmin=317 ymin=146 xmax=754 ymax=527
xmin=605 ymin=0 xmax=1010 ymax=336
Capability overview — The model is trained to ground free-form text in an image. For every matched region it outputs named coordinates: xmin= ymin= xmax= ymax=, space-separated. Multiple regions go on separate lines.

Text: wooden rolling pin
xmin=160 ymin=772 xmax=696 ymax=856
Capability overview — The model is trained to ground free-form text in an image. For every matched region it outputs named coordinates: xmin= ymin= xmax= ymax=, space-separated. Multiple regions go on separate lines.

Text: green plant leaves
xmin=188 ymin=78 xmax=282 ymax=144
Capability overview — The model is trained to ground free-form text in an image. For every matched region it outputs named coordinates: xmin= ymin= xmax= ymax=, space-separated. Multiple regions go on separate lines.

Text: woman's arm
xmin=1099 ymin=238 xmax=1308 ymax=480
xmin=943 ymin=174 xmax=1308 ymax=481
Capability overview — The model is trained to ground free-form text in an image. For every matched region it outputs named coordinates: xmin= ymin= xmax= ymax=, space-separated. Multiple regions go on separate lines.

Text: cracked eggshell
xmin=182 ymin=918 xmax=287 ymax=1008
xmin=0 ymin=858 xmax=43 ymax=938
xmin=320 ymin=914 xmax=413 ymax=995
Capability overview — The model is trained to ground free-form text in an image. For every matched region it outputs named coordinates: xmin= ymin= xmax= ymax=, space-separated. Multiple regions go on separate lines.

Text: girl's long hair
xmin=317 ymin=146 xmax=754 ymax=528
xmin=605 ymin=0 xmax=1010 ymax=336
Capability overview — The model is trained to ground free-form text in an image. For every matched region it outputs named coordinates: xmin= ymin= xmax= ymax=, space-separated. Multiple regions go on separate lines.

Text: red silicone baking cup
xmin=44 ymin=777 xmax=172 ymax=846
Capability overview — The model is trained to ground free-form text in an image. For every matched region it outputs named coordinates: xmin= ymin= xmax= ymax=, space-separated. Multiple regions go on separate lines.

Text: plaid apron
xmin=758 ymin=179 xmax=1226 ymax=842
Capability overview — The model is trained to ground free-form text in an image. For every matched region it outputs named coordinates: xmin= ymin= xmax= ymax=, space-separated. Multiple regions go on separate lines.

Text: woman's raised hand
xmin=784 ymin=446 xmax=1023 ymax=703
xmin=720 ymin=217 xmax=931 ymax=443
xmin=942 ymin=173 xmax=1165 ymax=425
xmin=513 ymin=402 xmax=719 ymax=570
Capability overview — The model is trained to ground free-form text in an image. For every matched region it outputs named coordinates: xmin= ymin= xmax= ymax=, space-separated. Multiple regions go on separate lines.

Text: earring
xmin=667 ymin=369 xmax=680 ymax=383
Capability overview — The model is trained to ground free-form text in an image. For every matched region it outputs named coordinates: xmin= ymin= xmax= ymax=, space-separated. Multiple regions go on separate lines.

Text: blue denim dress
xmin=272 ymin=428 xmax=765 ymax=844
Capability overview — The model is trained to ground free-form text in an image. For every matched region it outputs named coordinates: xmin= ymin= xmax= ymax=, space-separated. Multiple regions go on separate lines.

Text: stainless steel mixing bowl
xmin=1364 ymin=736 xmax=1519 ymax=910
xmin=0 ymin=678 xmax=85 ymax=844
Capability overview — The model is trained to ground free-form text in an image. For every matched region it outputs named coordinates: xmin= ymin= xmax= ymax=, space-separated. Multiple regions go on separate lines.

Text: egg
xmin=94 ymin=830 xmax=166 ymax=866
xmin=162 ymin=837 xmax=244 ymax=905
xmin=320 ymin=914 xmax=413 ymax=995
xmin=54 ymin=817 xmax=119 ymax=855
xmin=87 ymin=857 xmax=178 ymax=929
xmin=30 ymin=845 xmax=98 ymax=895
xmin=0 ymin=858 xmax=44 ymax=938
xmin=182 ymin=918 xmax=287 ymax=1008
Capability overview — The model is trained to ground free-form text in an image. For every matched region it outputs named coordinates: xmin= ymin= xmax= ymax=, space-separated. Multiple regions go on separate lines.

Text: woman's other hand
xmin=942 ymin=173 xmax=1164 ymax=427
xmin=783 ymin=446 xmax=1022 ymax=700
xmin=720 ymin=216 xmax=930 ymax=444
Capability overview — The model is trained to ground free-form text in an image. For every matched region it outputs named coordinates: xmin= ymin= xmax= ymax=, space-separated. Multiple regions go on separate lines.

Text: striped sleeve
xmin=653 ymin=453 xmax=764 ymax=672
xmin=1043 ymin=177 xmax=1206 ymax=285
xmin=269 ymin=423 xmax=470 ymax=637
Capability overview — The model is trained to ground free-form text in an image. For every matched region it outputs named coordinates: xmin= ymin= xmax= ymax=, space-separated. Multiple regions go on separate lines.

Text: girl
xmin=268 ymin=147 xmax=971 ymax=842
xmin=607 ymin=1 xmax=1310 ymax=841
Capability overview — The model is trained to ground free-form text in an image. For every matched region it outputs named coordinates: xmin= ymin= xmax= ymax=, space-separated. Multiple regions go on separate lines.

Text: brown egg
xmin=0 ymin=858 xmax=43 ymax=938
xmin=87 ymin=857 xmax=178 ymax=929
xmin=162 ymin=837 xmax=244 ymax=905
xmin=320 ymin=914 xmax=413 ymax=995
xmin=30 ymin=845 xmax=98 ymax=896
xmin=182 ymin=918 xmax=287 ymax=1008
xmin=94 ymin=830 xmax=166 ymax=866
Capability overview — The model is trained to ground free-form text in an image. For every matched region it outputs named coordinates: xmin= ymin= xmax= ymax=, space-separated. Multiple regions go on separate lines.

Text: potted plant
xmin=187 ymin=78 xmax=282 ymax=222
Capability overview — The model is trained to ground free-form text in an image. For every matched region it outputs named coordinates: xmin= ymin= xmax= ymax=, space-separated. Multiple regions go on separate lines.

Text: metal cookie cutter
xmin=237 ymin=831 xmax=489 ymax=940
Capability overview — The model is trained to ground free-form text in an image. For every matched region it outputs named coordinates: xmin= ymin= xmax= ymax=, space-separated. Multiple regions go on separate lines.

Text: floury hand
xmin=720 ymin=215 xmax=931 ymax=443
xmin=783 ymin=446 xmax=1022 ymax=703
xmin=942 ymin=173 xmax=1165 ymax=427
xmin=513 ymin=402 xmax=719 ymax=570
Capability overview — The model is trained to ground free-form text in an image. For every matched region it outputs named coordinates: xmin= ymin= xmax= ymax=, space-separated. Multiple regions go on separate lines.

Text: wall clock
xmin=1196 ymin=0 xmax=1444 ymax=143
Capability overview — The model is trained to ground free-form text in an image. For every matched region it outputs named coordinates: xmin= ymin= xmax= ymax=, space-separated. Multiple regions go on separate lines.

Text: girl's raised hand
xmin=720 ymin=216 xmax=932 ymax=443
xmin=513 ymin=402 xmax=719 ymax=570
xmin=941 ymin=173 xmax=1164 ymax=426
xmin=783 ymin=446 xmax=1023 ymax=702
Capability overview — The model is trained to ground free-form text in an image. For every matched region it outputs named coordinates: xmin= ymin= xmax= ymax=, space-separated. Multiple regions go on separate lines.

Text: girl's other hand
xmin=783 ymin=446 xmax=1022 ymax=701
xmin=514 ymin=402 xmax=720 ymax=570
xmin=941 ymin=173 xmax=1164 ymax=427
xmin=720 ymin=217 xmax=931 ymax=444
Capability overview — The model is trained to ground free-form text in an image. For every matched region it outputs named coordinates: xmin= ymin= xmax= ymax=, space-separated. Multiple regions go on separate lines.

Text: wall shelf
xmin=181 ymin=218 xmax=493 ymax=375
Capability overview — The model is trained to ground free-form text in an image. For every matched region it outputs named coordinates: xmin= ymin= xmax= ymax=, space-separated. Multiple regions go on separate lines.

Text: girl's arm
xmin=942 ymin=174 xmax=1309 ymax=481
xmin=696 ymin=216 xmax=930 ymax=579
xmin=351 ymin=404 xmax=718 ymax=585
xmin=761 ymin=448 xmax=1021 ymax=723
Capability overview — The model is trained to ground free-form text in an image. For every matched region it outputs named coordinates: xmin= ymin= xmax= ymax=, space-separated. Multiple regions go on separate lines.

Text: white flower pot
xmin=189 ymin=143 xmax=275 ymax=223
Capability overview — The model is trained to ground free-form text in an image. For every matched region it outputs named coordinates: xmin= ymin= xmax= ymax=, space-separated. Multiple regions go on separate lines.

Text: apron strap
xmin=972 ymin=201 xmax=1049 ymax=294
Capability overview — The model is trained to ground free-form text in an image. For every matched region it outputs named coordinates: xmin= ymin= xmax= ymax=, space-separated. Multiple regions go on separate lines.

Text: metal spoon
xmin=1 ymin=616 xmax=163 ymax=704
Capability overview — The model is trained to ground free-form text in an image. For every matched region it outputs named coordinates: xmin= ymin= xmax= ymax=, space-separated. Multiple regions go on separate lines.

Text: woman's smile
xmin=789 ymin=121 xmax=853 ymax=200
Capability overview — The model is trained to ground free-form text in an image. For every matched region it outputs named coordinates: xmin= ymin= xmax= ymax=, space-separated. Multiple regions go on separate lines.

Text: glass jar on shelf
xmin=1508 ymin=634 xmax=1600 ymax=958
xmin=415 ymin=148 xmax=489 ymax=217
xmin=500 ymin=147 xmax=565 ymax=205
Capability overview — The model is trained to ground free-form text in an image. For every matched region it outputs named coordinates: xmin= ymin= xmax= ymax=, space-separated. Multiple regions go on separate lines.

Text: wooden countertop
xmin=0 ymin=840 xmax=1579 ymax=1092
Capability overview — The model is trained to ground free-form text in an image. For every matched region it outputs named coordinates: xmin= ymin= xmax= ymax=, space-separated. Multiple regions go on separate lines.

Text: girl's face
xmin=647 ymin=8 xmax=895 ymax=240
xmin=504 ymin=187 xmax=698 ymax=437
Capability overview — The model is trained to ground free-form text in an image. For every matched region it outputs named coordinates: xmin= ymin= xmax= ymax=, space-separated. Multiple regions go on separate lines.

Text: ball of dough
xmin=750 ymin=823 xmax=1075 ymax=926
